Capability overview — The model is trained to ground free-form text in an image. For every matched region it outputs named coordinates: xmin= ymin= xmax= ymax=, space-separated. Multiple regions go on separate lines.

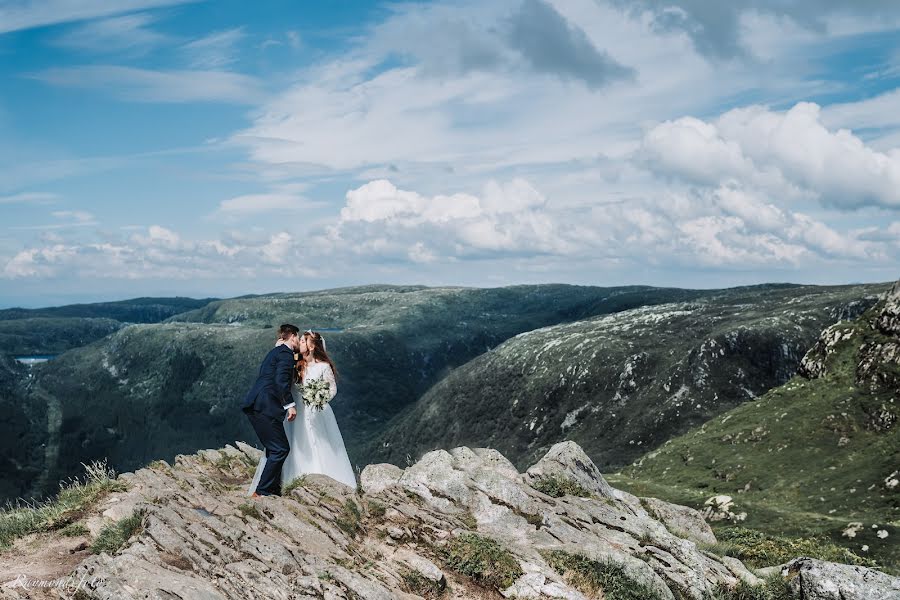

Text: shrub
xmin=532 ymin=475 xmax=593 ymax=498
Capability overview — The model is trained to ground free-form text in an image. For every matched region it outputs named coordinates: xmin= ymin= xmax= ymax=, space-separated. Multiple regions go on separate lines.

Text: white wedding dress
xmin=248 ymin=361 xmax=357 ymax=493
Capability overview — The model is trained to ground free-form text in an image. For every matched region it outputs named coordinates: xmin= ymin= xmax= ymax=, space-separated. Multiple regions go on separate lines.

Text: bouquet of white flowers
xmin=301 ymin=378 xmax=331 ymax=411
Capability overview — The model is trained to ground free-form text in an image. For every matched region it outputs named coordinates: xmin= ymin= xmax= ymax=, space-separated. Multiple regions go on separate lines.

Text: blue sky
xmin=1 ymin=0 xmax=900 ymax=307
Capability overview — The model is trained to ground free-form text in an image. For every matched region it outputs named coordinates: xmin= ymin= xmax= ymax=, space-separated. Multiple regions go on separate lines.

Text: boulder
xmin=783 ymin=557 xmax=900 ymax=600
xmin=525 ymin=441 xmax=615 ymax=499
xmin=640 ymin=496 xmax=717 ymax=546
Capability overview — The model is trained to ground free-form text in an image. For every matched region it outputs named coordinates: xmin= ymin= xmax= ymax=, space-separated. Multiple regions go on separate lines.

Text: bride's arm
xmin=325 ymin=365 xmax=337 ymax=400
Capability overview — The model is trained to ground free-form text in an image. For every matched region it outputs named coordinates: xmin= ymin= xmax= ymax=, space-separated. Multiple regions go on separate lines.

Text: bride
xmin=249 ymin=330 xmax=357 ymax=493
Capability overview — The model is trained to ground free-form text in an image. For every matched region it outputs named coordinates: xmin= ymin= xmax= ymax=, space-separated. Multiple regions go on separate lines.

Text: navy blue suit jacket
xmin=240 ymin=344 xmax=296 ymax=419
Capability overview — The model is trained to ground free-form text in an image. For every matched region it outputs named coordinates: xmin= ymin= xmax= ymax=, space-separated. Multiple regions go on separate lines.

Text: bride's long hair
xmin=297 ymin=330 xmax=339 ymax=381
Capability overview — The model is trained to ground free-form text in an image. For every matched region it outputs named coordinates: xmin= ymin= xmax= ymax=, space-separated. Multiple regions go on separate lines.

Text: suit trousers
xmin=245 ymin=409 xmax=290 ymax=495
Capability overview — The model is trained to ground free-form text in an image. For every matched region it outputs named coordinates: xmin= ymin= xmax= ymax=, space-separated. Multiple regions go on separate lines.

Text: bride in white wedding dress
xmin=249 ymin=330 xmax=357 ymax=493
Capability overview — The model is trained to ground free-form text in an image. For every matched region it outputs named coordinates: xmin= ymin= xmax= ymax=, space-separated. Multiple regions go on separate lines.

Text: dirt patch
xmin=0 ymin=531 xmax=92 ymax=598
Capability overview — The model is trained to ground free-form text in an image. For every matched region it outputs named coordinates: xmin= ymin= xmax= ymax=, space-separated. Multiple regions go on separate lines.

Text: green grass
xmin=0 ymin=460 xmax=125 ymax=549
xmin=283 ymin=475 xmax=308 ymax=495
xmin=703 ymin=574 xmax=793 ymax=600
xmin=90 ymin=511 xmax=144 ymax=555
xmin=544 ymin=549 xmax=665 ymax=600
xmin=335 ymin=499 xmax=362 ymax=537
xmin=59 ymin=522 xmax=89 ymax=537
xmin=237 ymin=503 xmax=262 ymax=520
xmin=400 ymin=568 xmax=445 ymax=598
xmin=619 ymin=301 xmax=900 ymax=573
xmin=440 ymin=533 xmax=522 ymax=591
xmin=705 ymin=528 xmax=876 ymax=570
xmin=532 ymin=475 xmax=594 ymax=498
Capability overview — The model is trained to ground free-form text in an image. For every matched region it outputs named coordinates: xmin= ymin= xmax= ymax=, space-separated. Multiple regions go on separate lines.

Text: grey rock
xmin=18 ymin=440 xmax=900 ymax=600
xmin=783 ymin=557 xmax=900 ymax=600
xmin=525 ymin=441 xmax=615 ymax=499
xmin=640 ymin=496 xmax=717 ymax=546
xmin=877 ymin=280 xmax=900 ymax=335
xmin=393 ymin=548 xmax=445 ymax=584
xmin=360 ymin=462 xmax=404 ymax=494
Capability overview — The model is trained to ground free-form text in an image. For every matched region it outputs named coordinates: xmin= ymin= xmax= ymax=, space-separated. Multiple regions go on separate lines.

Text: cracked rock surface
xmin=3 ymin=441 xmax=899 ymax=599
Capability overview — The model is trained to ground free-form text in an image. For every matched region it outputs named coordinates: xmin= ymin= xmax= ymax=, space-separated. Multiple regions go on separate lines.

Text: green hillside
xmin=0 ymin=297 xmax=217 ymax=357
xmin=369 ymin=283 xmax=888 ymax=472
xmin=613 ymin=285 xmax=900 ymax=572
xmin=9 ymin=284 xmax=703 ymax=503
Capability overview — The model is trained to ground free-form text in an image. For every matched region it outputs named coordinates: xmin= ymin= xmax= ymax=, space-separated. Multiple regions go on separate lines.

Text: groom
xmin=241 ymin=323 xmax=300 ymax=496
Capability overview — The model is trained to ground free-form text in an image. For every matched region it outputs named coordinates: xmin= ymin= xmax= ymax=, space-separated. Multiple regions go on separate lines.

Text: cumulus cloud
xmin=2 ymin=178 xmax=893 ymax=284
xmin=2 ymin=226 xmax=316 ymax=280
xmin=331 ymin=179 xmax=575 ymax=259
xmin=640 ymin=102 xmax=900 ymax=209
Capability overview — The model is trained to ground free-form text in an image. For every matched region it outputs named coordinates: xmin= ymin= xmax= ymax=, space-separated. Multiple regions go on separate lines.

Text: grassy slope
xmin=613 ymin=301 xmax=900 ymax=572
xmin=14 ymin=284 xmax=704 ymax=503
xmin=370 ymin=283 xmax=888 ymax=472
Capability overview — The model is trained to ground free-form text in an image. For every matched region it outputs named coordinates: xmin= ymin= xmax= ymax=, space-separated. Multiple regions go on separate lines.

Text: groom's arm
xmin=274 ymin=351 xmax=296 ymax=411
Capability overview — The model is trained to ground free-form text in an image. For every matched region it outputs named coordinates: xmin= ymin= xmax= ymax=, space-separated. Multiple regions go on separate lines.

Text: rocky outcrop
xmin=800 ymin=279 xmax=900 ymax=398
xmin=0 ymin=441 xmax=811 ymax=599
xmin=782 ymin=557 xmax=900 ymax=600
xmin=876 ymin=280 xmax=900 ymax=336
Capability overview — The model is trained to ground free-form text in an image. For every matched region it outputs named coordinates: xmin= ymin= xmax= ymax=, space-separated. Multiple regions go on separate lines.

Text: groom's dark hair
xmin=278 ymin=324 xmax=300 ymax=340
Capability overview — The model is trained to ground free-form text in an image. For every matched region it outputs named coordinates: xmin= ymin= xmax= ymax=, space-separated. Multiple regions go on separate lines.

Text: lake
xmin=14 ymin=355 xmax=57 ymax=366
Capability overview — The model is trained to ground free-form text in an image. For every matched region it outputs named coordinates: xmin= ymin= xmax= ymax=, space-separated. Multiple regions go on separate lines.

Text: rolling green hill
xmin=368 ymin=283 xmax=888 ymax=473
xmin=612 ymin=282 xmax=900 ymax=571
xmin=9 ymin=284 xmax=704 ymax=503
xmin=0 ymin=297 xmax=217 ymax=358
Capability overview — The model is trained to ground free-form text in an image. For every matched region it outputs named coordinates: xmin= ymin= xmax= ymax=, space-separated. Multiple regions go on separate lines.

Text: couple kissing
xmin=240 ymin=324 xmax=355 ymax=497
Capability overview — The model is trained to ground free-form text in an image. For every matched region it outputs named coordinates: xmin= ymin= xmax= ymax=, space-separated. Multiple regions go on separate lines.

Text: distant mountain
xmin=0 ymin=297 xmax=217 ymax=357
xmin=0 ymin=296 xmax=217 ymax=322
xmin=8 ymin=284 xmax=706 ymax=502
xmin=614 ymin=281 xmax=900 ymax=571
xmin=368 ymin=283 xmax=888 ymax=473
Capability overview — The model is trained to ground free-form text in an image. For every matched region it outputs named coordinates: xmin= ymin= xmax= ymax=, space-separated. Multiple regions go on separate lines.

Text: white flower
xmin=877 ymin=530 xmax=889 ymax=539
xmin=862 ymin=545 xmax=870 ymax=552
xmin=843 ymin=523 xmax=863 ymax=539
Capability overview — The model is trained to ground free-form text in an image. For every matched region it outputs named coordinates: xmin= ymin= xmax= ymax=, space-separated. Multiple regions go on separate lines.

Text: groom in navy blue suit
xmin=241 ymin=323 xmax=300 ymax=496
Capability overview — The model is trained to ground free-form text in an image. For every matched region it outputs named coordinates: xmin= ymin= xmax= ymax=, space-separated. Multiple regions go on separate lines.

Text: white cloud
xmin=52 ymin=12 xmax=169 ymax=54
xmin=641 ymin=102 xmax=900 ymax=210
xmin=0 ymin=0 xmax=196 ymax=35
xmin=215 ymin=193 xmax=309 ymax=217
xmin=0 ymin=192 xmax=58 ymax=204
xmin=51 ymin=210 xmax=94 ymax=223
xmin=31 ymin=65 xmax=263 ymax=104
xmin=181 ymin=28 xmax=245 ymax=69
